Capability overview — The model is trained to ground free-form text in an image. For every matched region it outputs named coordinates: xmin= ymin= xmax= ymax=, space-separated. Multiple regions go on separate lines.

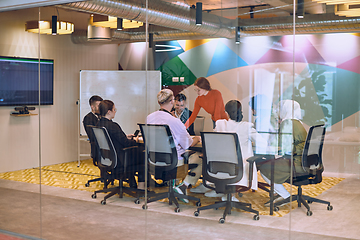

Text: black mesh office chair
xmin=273 ymin=124 xmax=333 ymax=215
xmin=90 ymin=126 xmax=143 ymax=205
xmin=194 ymin=132 xmax=260 ymax=223
xmin=139 ymin=124 xmax=201 ymax=212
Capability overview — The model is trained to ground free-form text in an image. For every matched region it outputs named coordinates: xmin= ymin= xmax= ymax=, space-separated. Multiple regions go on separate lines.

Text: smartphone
xmin=133 ymin=129 xmax=140 ymax=137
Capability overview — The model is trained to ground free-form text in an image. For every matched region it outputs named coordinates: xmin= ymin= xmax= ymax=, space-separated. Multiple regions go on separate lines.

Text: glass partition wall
xmin=1 ymin=0 xmax=359 ymax=239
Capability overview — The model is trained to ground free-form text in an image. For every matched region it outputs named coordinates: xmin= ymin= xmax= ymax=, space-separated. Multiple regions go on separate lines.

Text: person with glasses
xmin=185 ymin=77 xmax=228 ymax=129
xmin=171 ymin=93 xmax=195 ymax=135
xmin=97 ymin=100 xmax=143 ymax=189
xmin=146 ymin=89 xmax=202 ymax=203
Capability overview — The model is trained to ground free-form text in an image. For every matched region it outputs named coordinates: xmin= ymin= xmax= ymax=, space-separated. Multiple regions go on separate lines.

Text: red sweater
xmin=185 ymin=89 xmax=228 ymax=128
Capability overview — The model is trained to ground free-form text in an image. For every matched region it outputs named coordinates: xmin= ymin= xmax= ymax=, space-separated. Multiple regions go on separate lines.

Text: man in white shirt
xmin=146 ymin=89 xmax=201 ymax=203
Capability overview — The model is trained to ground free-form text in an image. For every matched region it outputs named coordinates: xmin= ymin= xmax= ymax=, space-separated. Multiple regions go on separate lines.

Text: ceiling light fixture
xmin=25 ymin=20 xmax=74 ymax=35
xmin=335 ymin=3 xmax=360 ymax=17
xmin=235 ymin=26 xmax=240 ymax=44
xmin=196 ymin=2 xmax=202 ymax=26
xmin=52 ymin=15 xmax=57 ymax=35
xmin=149 ymin=33 xmax=153 ymax=48
xmin=117 ymin=18 xmax=123 ymax=30
xmin=297 ymin=0 xmax=305 ymax=18
xmin=91 ymin=15 xmax=143 ymax=29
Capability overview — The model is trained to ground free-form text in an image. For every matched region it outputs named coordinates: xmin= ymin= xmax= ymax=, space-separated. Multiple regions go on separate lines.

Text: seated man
xmin=146 ymin=89 xmax=201 ymax=203
xmin=171 ymin=93 xmax=195 ymax=135
xmin=83 ymin=95 xmax=103 ymax=158
xmin=97 ymin=100 xmax=144 ymax=189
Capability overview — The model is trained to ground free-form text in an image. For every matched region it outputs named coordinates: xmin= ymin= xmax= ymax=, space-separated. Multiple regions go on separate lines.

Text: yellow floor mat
xmin=0 ymin=159 xmax=343 ymax=217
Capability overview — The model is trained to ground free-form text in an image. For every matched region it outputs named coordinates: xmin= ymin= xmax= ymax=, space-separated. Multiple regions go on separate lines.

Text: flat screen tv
xmin=0 ymin=56 xmax=54 ymax=106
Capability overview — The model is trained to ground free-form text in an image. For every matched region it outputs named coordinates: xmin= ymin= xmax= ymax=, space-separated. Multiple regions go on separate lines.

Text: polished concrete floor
xmin=0 ymin=172 xmax=359 ymax=240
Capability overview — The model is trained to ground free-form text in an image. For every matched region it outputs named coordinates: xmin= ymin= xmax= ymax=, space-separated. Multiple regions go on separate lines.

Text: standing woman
xmin=185 ymin=77 xmax=228 ymax=129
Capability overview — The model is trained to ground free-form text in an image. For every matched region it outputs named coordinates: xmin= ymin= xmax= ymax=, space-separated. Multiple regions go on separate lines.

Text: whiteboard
xmin=79 ymin=70 xmax=161 ymax=136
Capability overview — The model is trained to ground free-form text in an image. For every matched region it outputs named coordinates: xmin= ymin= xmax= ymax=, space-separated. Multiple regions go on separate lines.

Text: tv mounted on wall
xmin=0 ymin=56 xmax=54 ymax=106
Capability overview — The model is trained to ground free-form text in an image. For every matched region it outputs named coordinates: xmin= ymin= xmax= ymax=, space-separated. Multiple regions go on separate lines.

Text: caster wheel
xmin=134 ymin=199 xmax=140 ymax=204
xmin=306 ymin=210 xmax=313 ymax=216
xmin=253 ymin=215 xmax=260 ymax=221
xmin=274 ymin=206 xmax=279 ymax=212
xmin=175 ymin=208 xmax=180 ymax=213
xmin=91 ymin=194 xmax=96 ymax=199
xmin=238 ymin=192 xmax=243 ymax=198
xmin=327 ymin=205 xmax=333 ymax=211
xmin=219 ymin=218 xmax=225 ymax=224
xmin=196 ymin=201 xmax=201 ymax=207
xmin=100 ymin=200 xmax=106 ymax=205
xmin=142 ymin=205 xmax=148 ymax=210
xmin=307 ymin=200 xmax=313 ymax=204
xmin=194 ymin=211 xmax=199 ymax=217
xmin=85 ymin=183 xmax=90 ymax=187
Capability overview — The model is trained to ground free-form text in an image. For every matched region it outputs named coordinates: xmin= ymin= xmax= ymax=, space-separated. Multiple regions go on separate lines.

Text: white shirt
xmin=214 ymin=119 xmax=267 ymax=190
xmin=146 ymin=110 xmax=193 ymax=160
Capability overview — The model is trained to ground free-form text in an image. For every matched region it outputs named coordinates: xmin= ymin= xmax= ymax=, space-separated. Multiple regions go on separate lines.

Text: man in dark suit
xmin=83 ymin=95 xmax=103 ymax=158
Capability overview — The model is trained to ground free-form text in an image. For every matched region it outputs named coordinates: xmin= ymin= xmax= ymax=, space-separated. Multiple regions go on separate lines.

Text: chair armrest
xmin=181 ymin=150 xmax=196 ymax=164
xmin=246 ymin=154 xmax=276 ymax=166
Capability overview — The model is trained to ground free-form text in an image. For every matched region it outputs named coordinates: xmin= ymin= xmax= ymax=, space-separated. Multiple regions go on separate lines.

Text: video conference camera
xmin=14 ymin=106 xmax=36 ymax=114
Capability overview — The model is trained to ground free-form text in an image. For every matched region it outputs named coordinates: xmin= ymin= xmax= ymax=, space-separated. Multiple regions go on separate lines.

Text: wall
xmin=149 ymin=36 xmax=360 ymax=174
xmin=0 ymin=9 xmax=118 ymax=172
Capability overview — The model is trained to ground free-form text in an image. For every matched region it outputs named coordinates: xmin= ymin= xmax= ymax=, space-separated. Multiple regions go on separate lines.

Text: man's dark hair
xmin=89 ymin=95 xmax=103 ymax=106
xmin=225 ymin=100 xmax=243 ymax=122
xmin=175 ymin=93 xmax=187 ymax=102
xmin=99 ymin=100 xmax=114 ymax=117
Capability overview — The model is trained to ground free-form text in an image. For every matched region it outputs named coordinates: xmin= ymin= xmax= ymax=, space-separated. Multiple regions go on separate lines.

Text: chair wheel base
xmin=306 ymin=210 xmax=312 ymax=216
xmin=91 ymin=194 xmax=96 ymax=199
xmin=327 ymin=205 xmax=333 ymax=211
xmin=101 ymin=200 xmax=106 ymax=205
xmin=253 ymin=215 xmax=260 ymax=221
xmin=142 ymin=204 xmax=147 ymax=210
xmin=196 ymin=201 xmax=201 ymax=207
xmin=194 ymin=211 xmax=199 ymax=217
xmin=85 ymin=183 xmax=90 ymax=187
xmin=134 ymin=199 xmax=140 ymax=204
xmin=219 ymin=218 xmax=225 ymax=224
xmin=174 ymin=207 xmax=180 ymax=213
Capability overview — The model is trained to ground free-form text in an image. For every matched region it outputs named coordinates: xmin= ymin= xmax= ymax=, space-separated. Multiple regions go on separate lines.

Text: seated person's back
xmin=215 ymin=100 xmax=267 ymax=190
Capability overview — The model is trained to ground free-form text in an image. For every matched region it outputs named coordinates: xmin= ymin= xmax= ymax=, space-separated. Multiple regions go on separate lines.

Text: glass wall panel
xmin=291 ymin=0 xmax=360 ymax=239
xmin=0 ymin=6 xmax=42 ymax=239
xmin=3 ymin=0 xmax=359 ymax=239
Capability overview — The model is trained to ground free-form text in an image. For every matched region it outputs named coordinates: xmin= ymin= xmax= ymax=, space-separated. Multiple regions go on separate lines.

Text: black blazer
xmin=97 ymin=118 xmax=137 ymax=167
xmin=83 ymin=112 xmax=100 ymax=158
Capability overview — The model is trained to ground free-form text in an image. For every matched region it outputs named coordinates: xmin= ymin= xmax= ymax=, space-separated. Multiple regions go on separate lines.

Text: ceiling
xmin=14 ymin=0 xmax=360 ymax=43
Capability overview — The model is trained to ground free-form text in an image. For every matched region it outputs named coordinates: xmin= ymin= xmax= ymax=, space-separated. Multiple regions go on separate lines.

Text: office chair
xmin=139 ymin=124 xmax=201 ymax=212
xmin=272 ymin=124 xmax=333 ymax=215
xmin=194 ymin=132 xmax=260 ymax=223
xmin=83 ymin=124 xmax=114 ymax=189
xmin=90 ymin=126 xmax=143 ymax=205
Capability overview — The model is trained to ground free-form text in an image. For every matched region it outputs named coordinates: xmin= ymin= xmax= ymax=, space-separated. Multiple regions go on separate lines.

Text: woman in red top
xmin=185 ymin=77 xmax=228 ymax=129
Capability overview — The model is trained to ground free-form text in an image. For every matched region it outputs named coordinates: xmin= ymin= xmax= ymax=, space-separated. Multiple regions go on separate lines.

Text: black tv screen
xmin=0 ymin=56 xmax=54 ymax=106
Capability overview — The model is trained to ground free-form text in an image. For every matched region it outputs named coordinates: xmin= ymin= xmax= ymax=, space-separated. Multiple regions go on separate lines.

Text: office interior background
xmin=0 ymin=0 xmax=360 ymax=239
